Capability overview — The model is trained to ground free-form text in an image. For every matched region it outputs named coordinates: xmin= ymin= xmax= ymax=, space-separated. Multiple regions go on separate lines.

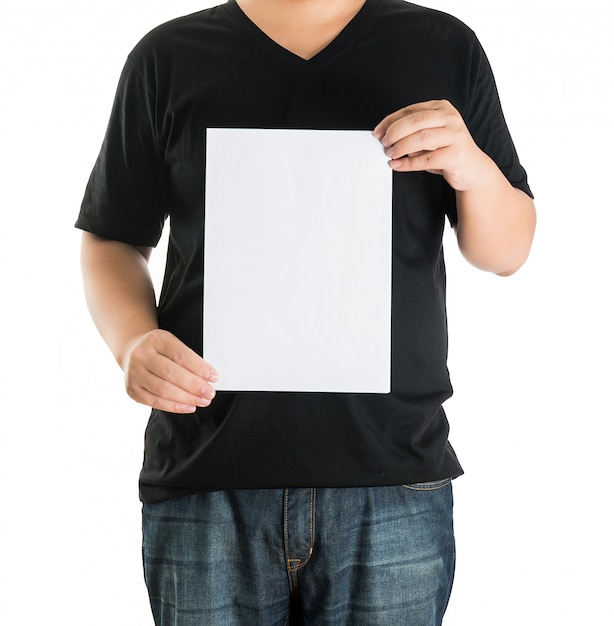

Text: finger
xmin=127 ymin=382 xmax=201 ymax=414
xmin=146 ymin=353 xmax=217 ymax=402
xmin=373 ymin=100 xmax=444 ymax=134
xmin=127 ymin=365 xmax=215 ymax=412
xmin=373 ymin=100 xmax=448 ymax=141
xmin=141 ymin=369 xmax=215 ymax=408
xmin=388 ymin=146 xmax=452 ymax=173
xmin=384 ymin=126 xmax=454 ymax=162
xmin=381 ymin=108 xmax=452 ymax=151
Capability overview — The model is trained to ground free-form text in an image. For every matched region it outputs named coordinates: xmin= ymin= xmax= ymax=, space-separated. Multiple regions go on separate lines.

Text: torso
xmin=78 ymin=0 xmax=532 ymax=501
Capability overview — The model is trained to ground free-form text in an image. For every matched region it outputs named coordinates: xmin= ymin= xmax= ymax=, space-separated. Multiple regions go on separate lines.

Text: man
xmin=78 ymin=0 xmax=536 ymax=624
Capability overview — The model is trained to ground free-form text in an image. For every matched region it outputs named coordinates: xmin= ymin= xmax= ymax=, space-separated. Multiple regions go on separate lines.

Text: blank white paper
xmin=204 ymin=128 xmax=391 ymax=393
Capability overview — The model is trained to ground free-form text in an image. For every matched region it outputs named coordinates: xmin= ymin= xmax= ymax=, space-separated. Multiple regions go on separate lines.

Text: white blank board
xmin=204 ymin=128 xmax=391 ymax=393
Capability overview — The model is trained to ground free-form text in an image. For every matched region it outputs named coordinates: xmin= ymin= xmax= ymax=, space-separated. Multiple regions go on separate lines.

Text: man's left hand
xmin=373 ymin=100 xmax=489 ymax=192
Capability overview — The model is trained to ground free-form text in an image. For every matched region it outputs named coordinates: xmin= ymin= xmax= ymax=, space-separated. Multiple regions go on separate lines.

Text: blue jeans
xmin=142 ymin=481 xmax=455 ymax=625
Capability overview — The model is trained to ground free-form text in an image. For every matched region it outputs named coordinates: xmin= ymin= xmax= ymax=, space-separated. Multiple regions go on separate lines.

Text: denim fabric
xmin=142 ymin=481 xmax=455 ymax=625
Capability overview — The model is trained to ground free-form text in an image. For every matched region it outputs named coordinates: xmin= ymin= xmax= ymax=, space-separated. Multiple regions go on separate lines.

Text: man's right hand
xmin=121 ymin=329 xmax=218 ymax=414
xmin=81 ymin=233 xmax=219 ymax=414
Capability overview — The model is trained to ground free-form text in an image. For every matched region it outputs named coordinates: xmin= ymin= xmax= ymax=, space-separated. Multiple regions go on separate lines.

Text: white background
xmin=0 ymin=0 xmax=612 ymax=623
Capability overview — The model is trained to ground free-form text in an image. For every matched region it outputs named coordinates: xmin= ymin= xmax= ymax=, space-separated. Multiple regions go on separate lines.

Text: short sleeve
xmin=464 ymin=35 xmax=533 ymax=197
xmin=75 ymin=53 xmax=168 ymax=246
xmin=445 ymin=32 xmax=533 ymax=227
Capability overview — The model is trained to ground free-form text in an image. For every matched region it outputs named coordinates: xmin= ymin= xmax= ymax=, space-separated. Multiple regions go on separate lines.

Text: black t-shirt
xmin=77 ymin=0 xmax=532 ymax=504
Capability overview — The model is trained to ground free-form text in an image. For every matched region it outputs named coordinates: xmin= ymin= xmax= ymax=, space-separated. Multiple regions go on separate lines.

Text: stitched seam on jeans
xmin=286 ymin=489 xmax=316 ymax=573
xmin=287 ymin=549 xmax=315 ymax=571
xmin=284 ymin=488 xmax=290 ymax=564
xmin=310 ymin=488 xmax=316 ymax=551
xmin=284 ymin=489 xmax=301 ymax=597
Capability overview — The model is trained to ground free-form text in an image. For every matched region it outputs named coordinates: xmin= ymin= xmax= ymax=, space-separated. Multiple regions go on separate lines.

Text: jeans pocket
xmin=402 ymin=477 xmax=452 ymax=491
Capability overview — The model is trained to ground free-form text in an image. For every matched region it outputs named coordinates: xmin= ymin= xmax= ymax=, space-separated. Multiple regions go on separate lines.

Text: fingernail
xmin=207 ymin=370 xmax=219 ymax=382
xmin=381 ymin=135 xmax=390 ymax=147
xmin=197 ymin=393 xmax=213 ymax=407
xmin=200 ymin=386 xmax=216 ymax=400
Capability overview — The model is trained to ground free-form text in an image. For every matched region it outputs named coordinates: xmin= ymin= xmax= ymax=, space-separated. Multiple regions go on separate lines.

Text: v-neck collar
xmin=224 ymin=0 xmax=379 ymax=68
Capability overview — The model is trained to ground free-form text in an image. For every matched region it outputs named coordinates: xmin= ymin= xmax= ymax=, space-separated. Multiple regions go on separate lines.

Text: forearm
xmin=455 ymin=154 xmax=536 ymax=276
xmin=80 ymin=232 xmax=158 ymax=368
